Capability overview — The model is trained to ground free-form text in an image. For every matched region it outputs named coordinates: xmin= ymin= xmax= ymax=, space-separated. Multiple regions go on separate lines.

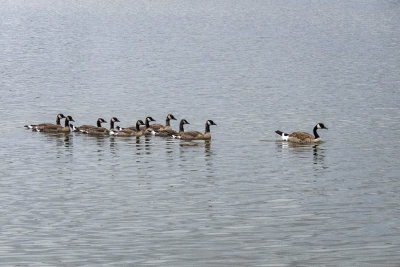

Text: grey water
xmin=1 ymin=0 xmax=400 ymax=265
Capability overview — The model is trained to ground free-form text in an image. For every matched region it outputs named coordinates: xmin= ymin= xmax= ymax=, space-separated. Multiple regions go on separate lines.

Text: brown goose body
xmin=76 ymin=118 xmax=107 ymax=132
xmin=34 ymin=116 xmax=74 ymax=133
xmin=149 ymin=114 xmax=177 ymax=132
xmin=111 ymin=120 xmax=145 ymax=137
xmin=83 ymin=117 xmax=119 ymax=135
xmin=176 ymin=120 xmax=216 ymax=140
xmin=156 ymin=119 xmax=188 ymax=137
xmin=275 ymin=123 xmax=328 ymax=144
xmin=25 ymin=113 xmax=65 ymax=130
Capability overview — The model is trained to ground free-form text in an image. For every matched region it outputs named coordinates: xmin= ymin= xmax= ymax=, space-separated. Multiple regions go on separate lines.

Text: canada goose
xmin=139 ymin=116 xmax=156 ymax=135
xmin=33 ymin=115 xmax=75 ymax=132
xmin=25 ymin=113 xmax=65 ymax=130
xmin=149 ymin=114 xmax=177 ymax=132
xmin=74 ymin=118 xmax=107 ymax=132
xmin=156 ymin=119 xmax=189 ymax=137
xmin=174 ymin=120 xmax=216 ymax=140
xmin=82 ymin=117 xmax=120 ymax=135
xmin=275 ymin=123 xmax=328 ymax=143
xmin=110 ymin=120 xmax=145 ymax=137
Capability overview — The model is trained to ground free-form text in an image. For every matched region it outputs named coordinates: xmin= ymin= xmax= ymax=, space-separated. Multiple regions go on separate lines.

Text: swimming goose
xmin=156 ymin=119 xmax=189 ymax=137
xmin=25 ymin=113 xmax=65 ymax=130
xmin=149 ymin=114 xmax=177 ymax=133
xmin=110 ymin=120 xmax=145 ymax=137
xmin=81 ymin=117 xmax=120 ymax=135
xmin=140 ymin=116 xmax=156 ymax=135
xmin=275 ymin=123 xmax=328 ymax=143
xmin=75 ymin=118 xmax=107 ymax=132
xmin=33 ymin=115 xmax=75 ymax=132
xmin=174 ymin=120 xmax=216 ymax=140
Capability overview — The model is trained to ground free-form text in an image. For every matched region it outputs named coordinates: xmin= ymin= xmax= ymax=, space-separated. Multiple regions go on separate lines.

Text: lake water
xmin=1 ymin=0 xmax=400 ymax=265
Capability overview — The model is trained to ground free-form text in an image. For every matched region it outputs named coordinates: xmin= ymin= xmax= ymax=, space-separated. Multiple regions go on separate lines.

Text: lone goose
xmin=33 ymin=115 xmax=75 ymax=132
xmin=111 ymin=120 xmax=145 ymax=137
xmin=82 ymin=117 xmax=120 ymax=135
xmin=275 ymin=123 xmax=328 ymax=144
xmin=156 ymin=119 xmax=189 ymax=137
xmin=75 ymin=118 xmax=107 ymax=132
xmin=149 ymin=114 xmax=177 ymax=132
xmin=25 ymin=113 xmax=65 ymax=130
xmin=174 ymin=120 xmax=217 ymax=140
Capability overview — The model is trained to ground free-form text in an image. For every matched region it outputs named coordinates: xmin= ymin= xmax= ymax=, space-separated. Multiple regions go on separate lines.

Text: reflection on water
xmin=41 ymin=132 xmax=73 ymax=148
xmin=275 ymin=141 xmax=327 ymax=172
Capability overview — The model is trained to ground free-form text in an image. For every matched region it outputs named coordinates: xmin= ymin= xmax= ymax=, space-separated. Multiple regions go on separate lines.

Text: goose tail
xmin=69 ymin=124 xmax=78 ymax=132
xmin=275 ymin=130 xmax=289 ymax=141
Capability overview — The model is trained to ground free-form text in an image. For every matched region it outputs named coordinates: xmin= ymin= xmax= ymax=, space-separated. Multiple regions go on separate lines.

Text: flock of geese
xmin=24 ymin=114 xmax=217 ymax=140
xmin=25 ymin=113 xmax=328 ymax=143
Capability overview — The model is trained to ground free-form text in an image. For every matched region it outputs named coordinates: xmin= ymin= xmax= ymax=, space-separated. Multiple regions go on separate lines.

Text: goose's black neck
xmin=136 ymin=121 xmax=141 ymax=131
xmin=97 ymin=120 xmax=102 ymax=127
xmin=179 ymin=120 xmax=185 ymax=132
xmin=64 ymin=118 xmax=70 ymax=127
xmin=56 ymin=116 xmax=62 ymax=125
xmin=166 ymin=117 xmax=170 ymax=127
xmin=145 ymin=120 xmax=151 ymax=128
xmin=110 ymin=120 xmax=115 ymax=130
xmin=313 ymin=125 xmax=320 ymax=139
xmin=205 ymin=122 xmax=211 ymax=133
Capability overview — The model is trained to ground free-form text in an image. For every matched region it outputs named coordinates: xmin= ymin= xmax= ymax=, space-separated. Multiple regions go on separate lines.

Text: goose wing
xmin=156 ymin=128 xmax=177 ymax=137
xmin=288 ymin=131 xmax=314 ymax=143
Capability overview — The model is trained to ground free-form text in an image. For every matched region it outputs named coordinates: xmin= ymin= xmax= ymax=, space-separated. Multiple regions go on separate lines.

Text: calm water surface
xmin=1 ymin=0 xmax=400 ymax=265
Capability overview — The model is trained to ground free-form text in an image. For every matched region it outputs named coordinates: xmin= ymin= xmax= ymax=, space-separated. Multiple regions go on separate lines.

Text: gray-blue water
xmin=1 ymin=0 xmax=400 ymax=265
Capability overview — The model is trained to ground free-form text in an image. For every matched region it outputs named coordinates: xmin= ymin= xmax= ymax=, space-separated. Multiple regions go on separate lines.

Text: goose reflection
xmin=42 ymin=132 xmax=72 ymax=148
xmin=275 ymin=141 xmax=327 ymax=171
xmin=178 ymin=140 xmax=214 ymax=175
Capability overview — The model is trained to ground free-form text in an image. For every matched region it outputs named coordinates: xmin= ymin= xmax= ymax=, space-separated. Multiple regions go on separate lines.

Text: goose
xmin=148 ymin=114 xmax=177 ymax=133
xmin=25 ymin=113 xmax=65 ymax=130
xmin=140 ymin=116 xmax=156 ymax=135
xmin=275 ymin=123 xmax=328 ymax=143
xmin=156 ymin=119 xmax=189 ymax=137
xmin=110 ymin=120 xmax=145 ymax=137
xmin=33 ymin=115 xmax=75 ymax=132
xmin=81 ymin=117 xmax=120 ymax=135
xmin=174 ymin=120 xmax=216 ymax=140
xmin=74 ymin=118 xmax=107 ymax=132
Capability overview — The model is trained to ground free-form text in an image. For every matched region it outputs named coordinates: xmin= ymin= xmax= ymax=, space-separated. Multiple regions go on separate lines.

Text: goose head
xmin=207 ymin=120 xmax=217 ymax=126
xmin=146 ymin=116 xmax=156 ymax=122
xmin=111 ymin=117 xmax=120 ymax=123
xmin=66 ymin=116 xmax=75 ymax=122
xmin=167 ymin=114 xmax=177 ymax=120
